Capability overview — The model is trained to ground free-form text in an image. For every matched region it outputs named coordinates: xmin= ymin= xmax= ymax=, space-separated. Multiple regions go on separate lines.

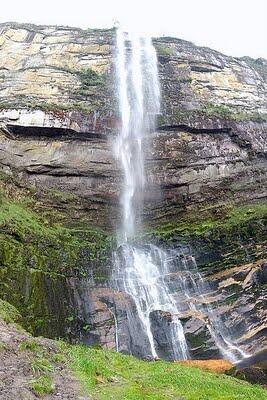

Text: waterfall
xmin=114 ymin=29 xmax=160 ymax=240
xmin=112 ymin=28 xmax=247 ymax=362
xmin=173 ymin=245 xmax=248 ymax=363
xmin=113 ymin=29 xmax=188 ymax=360
xmin=113 ymin=244 xmax=189 ymax=359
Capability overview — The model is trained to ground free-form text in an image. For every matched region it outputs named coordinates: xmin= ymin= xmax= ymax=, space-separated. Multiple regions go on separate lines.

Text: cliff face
xmin=0 ymin=22 xmax=266 ymax=358
xmin=0 ymin=22 xmax=266 ymax=227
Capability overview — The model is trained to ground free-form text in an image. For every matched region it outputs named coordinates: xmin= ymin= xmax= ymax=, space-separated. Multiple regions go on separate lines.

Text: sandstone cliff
xmin=0 ymin=22 xmax=266 ymax=359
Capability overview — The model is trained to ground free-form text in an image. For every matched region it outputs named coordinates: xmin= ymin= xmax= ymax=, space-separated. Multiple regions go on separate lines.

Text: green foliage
xmin=52 ymin=353 xmax=66 ymax=363
xmin=202 ymin=102 xmax=267 ymax=122
xmin=78 ymin=68 xmax=103 ymax=87
xmin=31 ymin=358 xmax=54 ymax=375
xmin=76 ymin=68 xmax=105 ymax=101
xmin=19 ymin=340 xmax=41 ymax=352
xmin=0 ymin=299 xmax=21 ymax=323
xmin=156 ymin=44 xmax=173 ymax=57
xmin=234 ymin=111 xmax=267 ymax=122
xmin=202 ymin=103 xmax=233 ymax=119
xmin=177 ymin=76 xmax=193 ymax=83
xmin=62 ymin=344 xmax=267 ymax=400
xmin=0 ymin=341 xmax=7 ymax=351
xmin=29 ymin=375 xmax=54 ymax=396
xmin=147 ymin=203 xmax=267 ymax=242
xmin=0 ymin=171 xmax=14 ymax=183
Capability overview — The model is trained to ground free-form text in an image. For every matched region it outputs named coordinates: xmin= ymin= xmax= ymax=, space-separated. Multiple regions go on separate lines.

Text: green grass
xmin=29 ymin=375 xmax=54 ymax=396
xmin=19 ymin=339 xmax=41 ymax=352
xmin=31 ymin=358 xmax=54 ymax=375
xmin=63 ymin=344 xmax=267 ymax=400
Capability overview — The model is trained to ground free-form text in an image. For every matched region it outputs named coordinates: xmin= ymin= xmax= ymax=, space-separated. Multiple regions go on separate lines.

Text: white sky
xmin=1 ymin=0 xmax=266 ymax=59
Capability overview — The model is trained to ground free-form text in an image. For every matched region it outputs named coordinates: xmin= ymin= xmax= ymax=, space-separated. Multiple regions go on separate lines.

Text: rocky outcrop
xmin=0 ymin=22 xmax=266 ymax=360
xmin=182 ymin=260 xmax=267 ymax=358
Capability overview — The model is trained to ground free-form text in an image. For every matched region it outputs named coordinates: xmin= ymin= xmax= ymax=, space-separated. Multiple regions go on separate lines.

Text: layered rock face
xmin=0 ymin=22 xmax=266 ymax=359
xmin=0 ymin=22 xmax=266 ymax=226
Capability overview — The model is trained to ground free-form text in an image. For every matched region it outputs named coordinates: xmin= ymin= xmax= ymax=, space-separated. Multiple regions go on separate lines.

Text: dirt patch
xmin=0 ymin=319 xmax=90 ymax=399
xmin=175 ymin=359 xmax=233 ymax=374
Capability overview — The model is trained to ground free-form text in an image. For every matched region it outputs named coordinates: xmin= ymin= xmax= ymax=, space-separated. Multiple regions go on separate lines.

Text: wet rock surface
xmin=233 ymin=367 xmax=267 ymax=386
xmin=230 ymin=350 xmax=267 ymax=387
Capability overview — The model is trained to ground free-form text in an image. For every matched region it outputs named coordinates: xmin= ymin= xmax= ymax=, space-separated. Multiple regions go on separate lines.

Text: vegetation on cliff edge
xmin=147 ymin=203 xmax=267 ymax=242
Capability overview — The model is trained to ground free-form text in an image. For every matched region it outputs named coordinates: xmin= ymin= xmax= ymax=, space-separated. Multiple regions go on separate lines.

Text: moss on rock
xmin=0 ymin=299 xmax=22 ymax=324
xmin=145 ymin=203 xmax=267 ymax=272
xmin=146 ymin=203 xmax=267 ymax=241
xmin=0 ymin=172 xmax=113 ymax=336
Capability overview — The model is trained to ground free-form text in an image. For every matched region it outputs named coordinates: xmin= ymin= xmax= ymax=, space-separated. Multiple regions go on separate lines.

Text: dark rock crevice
xmin=7 ymin=125 xmax=107 ymax=141
xmin=157 ymin=124 xmax=231 ymax=135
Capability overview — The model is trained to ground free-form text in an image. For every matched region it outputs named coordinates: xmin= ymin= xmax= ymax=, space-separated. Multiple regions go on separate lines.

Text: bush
xmin=78 ymin=68 xmax=103 ymax=87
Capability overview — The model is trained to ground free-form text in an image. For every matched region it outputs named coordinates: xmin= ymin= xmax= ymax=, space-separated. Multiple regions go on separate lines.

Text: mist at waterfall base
xmin=111 ymin=28 xmax=248 ymax=363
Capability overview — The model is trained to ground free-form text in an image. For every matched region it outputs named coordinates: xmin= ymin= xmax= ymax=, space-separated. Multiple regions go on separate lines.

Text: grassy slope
xmin=64 ymin=344 xmax=267 ymax=400
xmin=1 ymin=299 xmax=265 ymax=400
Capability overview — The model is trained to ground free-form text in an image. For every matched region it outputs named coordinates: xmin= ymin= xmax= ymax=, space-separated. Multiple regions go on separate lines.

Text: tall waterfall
xmin=114 ymin=29 xmax=160 ymax=240
xmin=113 ymin=29 xmax=188 ymax=360
xmin=112 ymin=28 xmax=247 ymax=362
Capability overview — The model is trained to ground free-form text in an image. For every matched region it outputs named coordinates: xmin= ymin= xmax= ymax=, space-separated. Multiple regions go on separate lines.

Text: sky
xmin=0 ymin=0 xmax=266 ymax=59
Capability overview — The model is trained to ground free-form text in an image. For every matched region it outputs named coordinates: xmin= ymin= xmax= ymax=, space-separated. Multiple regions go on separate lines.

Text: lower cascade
xmin=113 ymin=244 xmax=189 ymax=360
xmin=112 ymin=28 xmax=248 ymax=362
xmin=112 ymin=243 xmax=248 ymax=362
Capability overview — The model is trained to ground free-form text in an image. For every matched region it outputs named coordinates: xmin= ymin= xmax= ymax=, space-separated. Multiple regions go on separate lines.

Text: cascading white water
xmin=112 ymin=28 xmax=247 ymax=362
xmin=174 ymin=246 xmax=249 ymax=363
xmin=114 ymin=29 xmax=160 ymax=240
xmin=113 ymin=28 xmax=188 ymax=360
xmin=113 ymin=244 xmax=189 ymax=359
